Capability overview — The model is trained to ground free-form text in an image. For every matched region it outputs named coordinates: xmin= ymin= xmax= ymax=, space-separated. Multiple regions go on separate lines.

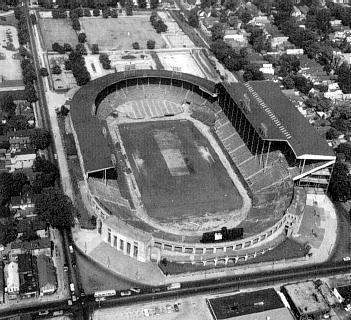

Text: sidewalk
xmin=73 ymin=228 xmax=166 ymax=286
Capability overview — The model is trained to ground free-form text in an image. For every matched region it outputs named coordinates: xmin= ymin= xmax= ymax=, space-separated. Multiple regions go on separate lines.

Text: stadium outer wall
xmin=69 ymin=70 xmax=300 ymax=265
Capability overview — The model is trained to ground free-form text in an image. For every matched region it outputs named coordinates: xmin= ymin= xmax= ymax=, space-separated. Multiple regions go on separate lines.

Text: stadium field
xmin=80 ymin=16 xmax=167 ymax=50
xmin=119 ymin=120 xmax=243 ymax=222
xmin=39 ymin=18 xmax=78 ymax=49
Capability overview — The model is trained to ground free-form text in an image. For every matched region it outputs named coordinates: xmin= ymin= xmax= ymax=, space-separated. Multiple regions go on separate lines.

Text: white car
xmin=343 ymin=256 xmax=351 ymax=261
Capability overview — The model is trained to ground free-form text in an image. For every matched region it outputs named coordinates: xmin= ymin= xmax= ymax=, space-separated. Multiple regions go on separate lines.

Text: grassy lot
xmin=38 ymin=18 xmax=78 ymax=49
xmin=80 ymin=16 xmax=167 ymax=50
xmin=119 ymin=120 xmax=242 ymax=223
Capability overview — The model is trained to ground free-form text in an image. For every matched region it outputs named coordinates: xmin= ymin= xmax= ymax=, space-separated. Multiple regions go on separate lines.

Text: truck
xmin=70 ymin=283 xmax=75 ymax=293
xmin=167 ymin=283 xmax=181 ymax=291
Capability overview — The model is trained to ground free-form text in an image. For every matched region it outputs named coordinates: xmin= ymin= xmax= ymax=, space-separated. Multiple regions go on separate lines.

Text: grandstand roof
xmin=70 ymin=70 xmax=217 ymax=174
xmin=223 ymin=81 xmax=335 ymax=160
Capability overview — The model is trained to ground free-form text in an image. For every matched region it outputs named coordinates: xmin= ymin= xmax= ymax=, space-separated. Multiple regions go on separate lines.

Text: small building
xmin=17 ymin=218 xmax=47 ymax=239
xmin=37 ymin=255 xmax=57 ymax=296
xmin=4 ymin=261 xmax=19 ymax=299
xmin=7 ymin=149 xmax=36 ymax=172
xmin=6 ymin=238 xmax=51 ymax=261
xmin=18 ymin=253 xmax=38 ymax=299
xmin=7 ymin=130 xmax=34 ymax=151
xmin=281 ymin=281 xmax=331 ymax=320
xmin=207 ymin=288 xmax=295 ymax=320
xmin=10 ymin=193 xmax=37 ymax=211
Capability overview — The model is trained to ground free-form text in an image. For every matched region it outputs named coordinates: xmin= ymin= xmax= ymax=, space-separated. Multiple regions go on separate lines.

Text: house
xmin=37 ymin=255 xmax=57 ymax=296
xmin=7 ymin=130 xmax=34 ymax=151
xmin=15 ymin=101 xmax=35 ymax=128
xmin=4 ymin=261 xmax=19 ymax=299
xmin=281 ymin=89 xmax=305 ymax=107
xmin=330 ymin=0 xmax=350 ymax=4
xmin=330 ymin=19 xmax=342 ymax=31
xmin=291 ymin=6 xmax=302 ymax=17
xmin=18 ymin=253 xmax=38 ymax=298
xmin=199 ymin=17 xmax=220 ymax=37
xmin=6 ymin=149 xmax=36 ymax=172
xmin=265 ymin=25 xmax=289 ymax=50
xmin=6 ymin=238 xmax=52 ymax=261
xmin=299 ymin=55 xmax=332 ymax=84
xmin=17 ymin=218 xmax=47 ymax=239
xmin=10 ymin=194 xmax=37 ymax=211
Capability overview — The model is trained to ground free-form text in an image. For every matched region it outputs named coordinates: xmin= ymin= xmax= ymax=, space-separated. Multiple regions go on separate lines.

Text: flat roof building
xmin=282 ymin=281 xmax=330 ymax=320
xmin=207 ymin=288 xmax=294 ymax=320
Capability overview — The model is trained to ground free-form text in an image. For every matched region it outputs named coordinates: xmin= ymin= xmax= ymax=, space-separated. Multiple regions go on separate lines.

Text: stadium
xmin=69 ymin=70 xmax=335 ymax=266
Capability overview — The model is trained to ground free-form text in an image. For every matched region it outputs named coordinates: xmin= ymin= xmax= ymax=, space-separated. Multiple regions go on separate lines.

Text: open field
xmin=39 ymin=18 xmax=78 ymax=49
xmin=80 ymin=17 xmax=167 ymax=50
xmin=119 ymin=120 xmax=242 ymax=222
xmin=0 ymin=25 xmax=22 ymax=81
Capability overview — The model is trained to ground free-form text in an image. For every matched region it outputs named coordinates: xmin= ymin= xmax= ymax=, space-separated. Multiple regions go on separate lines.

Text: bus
xmin=94 ymin=289 xmax=117 ymax=298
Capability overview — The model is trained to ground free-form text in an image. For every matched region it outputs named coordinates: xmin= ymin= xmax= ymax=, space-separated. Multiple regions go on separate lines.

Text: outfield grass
xmin=80 ymin=16 xmax=167 ymax=50
xmin=119 ymin=120 xmax=242 ymax=223
xmin=39 ymin=18 xmax=78 ymax=50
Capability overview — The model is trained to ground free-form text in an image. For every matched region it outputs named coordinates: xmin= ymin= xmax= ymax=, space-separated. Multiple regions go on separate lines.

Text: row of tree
xmin=132 ymin=40 xmax=155 ymax=50
xmin=68 ymin=50 xmax=91 ymax=86
xmin=150 ymin=11 xmax=167 ymax=33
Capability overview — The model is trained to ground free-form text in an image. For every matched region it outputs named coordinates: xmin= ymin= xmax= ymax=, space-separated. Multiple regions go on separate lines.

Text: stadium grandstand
xmin=69 ymin=70 xmax=335 ymax=265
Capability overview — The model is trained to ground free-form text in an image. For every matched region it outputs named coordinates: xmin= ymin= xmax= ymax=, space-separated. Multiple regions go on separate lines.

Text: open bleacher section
xmin=96 ymin=84 xmax=213 ymax=120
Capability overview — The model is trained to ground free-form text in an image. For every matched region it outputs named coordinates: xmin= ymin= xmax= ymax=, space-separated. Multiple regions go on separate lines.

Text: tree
xmin=71 ymin=17 xmax=81 ymax=31
xmin=0 ymin=172 xmax=13 ymax=205
xmin=93 ymin=8 xmax=100 ymax=16
xmin=337 ymin=63 xmax=351 ymax=94
xmin=91 ymin=44 xmax=99 ymax=54
xmin=111 ymin=9 xmax=118 ymax=18
xmin=23 ymin=64 xmax=37 ymax=85
xmin=33 ymin=157 xmax=58 ymax=175
xmin=30 ymin=128 xmax=51 ymax=150
xmin=132 ymin=42 xmax=140 ymax=50
xmin=19 ymin=46 xmax=29 ymax=58
xmin=146 ymin=40 xmax=155 ymax=49
xmin=7 ymin=115 xmax=29 ymax=130
xmin=30 ymin=13 xmax=37 ymax=25
xmin=102 ymin=8 xmax=110 ymax=18
xmin=211 ymin=23 xmax=224 ymax=41
xmin=282 ymin=75 xmax=295 ymax=89
xmin=83 ymin=8 xmax=91 ymax=17
xmin=35 ymin=187 xmax=75 ymax=228
xmin=329 ymin=161 xmax=351 ymax=202
xmin=64 ymin=59 xmax=71 ymax=70
xmin=11 ymin=172 xmax=28 ymax=196
xmin=52 ymin=65 xmax=62 ymax=75
xmin=337 ymin=143 xmax=351 ymax=162
xmin=52 ymin=42 xmax=65 ymax=54
xmin=326 ymin=127 xmax=340 ymax=140
xmin=76 ymin=43 xmax=87 ymax=55
xmin=188 ymin=8 xmax=199 ymax=28
xmin=138 ymin=0 xmax=146 ymax=8
xmin=292 ymin=75 xmax=313 ymax=95
xmin=224 ymin=0 xmax=240 ymax=11
xmin=78 ymin=32 xmax=87 ymax=43
xmin=63 ymin=43 xmax=73 ymax=52
xmin=243 ymin=64 xmax=265 ymax=82
xmin=20 ymin=229 xmax=40 ymax=242
xmin=126 ymin=0 xmax=133 ymax=16
xmin=99 ymin=53 xmax=111 ymax=69
xmin=1 ymin=95 xmax=16 ymax=116
xmin=24 ymin=84 xmax=38 ymax=103
xmin=39 ymin=67 xmax=49 ymax=77
xmin=150 ymin=0 xmax=158 ymax=9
